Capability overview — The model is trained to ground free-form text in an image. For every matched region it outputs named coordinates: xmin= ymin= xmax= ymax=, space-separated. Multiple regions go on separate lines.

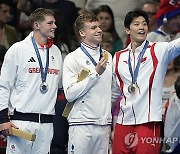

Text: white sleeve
xmin=62 ymin=53 xmax=100 ymax=102
xmin=165 ymin=37 xmax=180 ymax=63
xmin=111 ymin=53 xmax=121 ymax=102
xmin=0 ymin=44 xmax=18 ymax=111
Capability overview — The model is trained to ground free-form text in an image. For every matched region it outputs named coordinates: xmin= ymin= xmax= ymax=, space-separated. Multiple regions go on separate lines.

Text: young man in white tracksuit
xmin=0 ymin=8 xmax=63 ymax=154
xmin=112 ymin=10 xmax=180 ymax=154
xmin=63 ymin=13 xmax=112 ymax=154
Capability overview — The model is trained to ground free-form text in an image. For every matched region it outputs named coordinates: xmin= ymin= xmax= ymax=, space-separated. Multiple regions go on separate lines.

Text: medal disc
xmin=40 ymin=82 xmax=48 ymax=94
xmin=128 ymin=84 xmax=136 ymax=93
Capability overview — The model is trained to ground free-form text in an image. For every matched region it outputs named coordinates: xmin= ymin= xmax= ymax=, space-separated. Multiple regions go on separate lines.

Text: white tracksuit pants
xmin=68 ymin=125 xmax=110 ymax=154
xmin=6 ymin=120 xmax=53 ymax=154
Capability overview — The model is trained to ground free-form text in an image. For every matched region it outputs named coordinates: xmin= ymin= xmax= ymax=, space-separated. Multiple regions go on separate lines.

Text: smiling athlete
xmin=63 ymin=12 xmax=112 ymax=154
xmin=0 ymin=8 xmax=63 ymax=154
xmin=112 ymin=10 xmax=180 ymax=154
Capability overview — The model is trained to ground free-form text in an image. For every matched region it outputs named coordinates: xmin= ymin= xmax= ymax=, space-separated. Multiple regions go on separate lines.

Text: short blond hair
xmin=29 ymin=8 xmax=54 ymax=28
xmin=75 ymin=12 xmax=98 ymax=32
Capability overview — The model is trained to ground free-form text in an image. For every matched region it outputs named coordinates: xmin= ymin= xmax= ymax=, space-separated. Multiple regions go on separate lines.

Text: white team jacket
xmin=112 ymin=38 xmax=180 ymax=125
xmin=0 ymin=32 xmax=63 ymax=115
xmin=63 ymin=43 xmax=112 ymax=125
xmin=147 ymin=26 xmax=180 ymax=42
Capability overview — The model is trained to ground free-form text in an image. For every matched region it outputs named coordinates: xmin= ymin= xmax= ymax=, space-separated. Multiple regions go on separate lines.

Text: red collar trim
xmin=38 ymin=38 xmax=53 ymax=48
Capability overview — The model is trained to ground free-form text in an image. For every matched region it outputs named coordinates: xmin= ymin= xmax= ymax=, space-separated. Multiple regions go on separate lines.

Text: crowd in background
xmin=0 ymin=0 xmax=179 ymax=154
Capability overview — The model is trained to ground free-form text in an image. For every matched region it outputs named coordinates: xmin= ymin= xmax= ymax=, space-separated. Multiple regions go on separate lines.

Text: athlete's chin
xmin=48 ymin=35 xmax=55 ymax=39
xmin=96 ymin=38 xmax=102 ymax=43
xmin=48 ymin=31 xmax=55 ymax=38
xmin=137 ymin=37 xmax=146 ymax=43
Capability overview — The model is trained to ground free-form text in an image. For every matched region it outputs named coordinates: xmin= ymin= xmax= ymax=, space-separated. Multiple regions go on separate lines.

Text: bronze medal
xmin=128 ymin=84 xmax=136 ymax=93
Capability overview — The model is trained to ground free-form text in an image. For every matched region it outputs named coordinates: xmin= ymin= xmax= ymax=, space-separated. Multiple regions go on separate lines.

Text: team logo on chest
xmin=10 ymin=144 xmax=16 ymax=153
xmin=86 ymin=60 xmax=91 ymax=65
xmin=51 ymin=55 xmax=55 ymax=61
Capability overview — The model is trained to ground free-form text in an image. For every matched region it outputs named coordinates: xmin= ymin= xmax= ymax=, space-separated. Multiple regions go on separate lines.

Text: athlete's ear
xmin=34 ymin=22 xmax=40 ymax=29
xmin=125 ymin=28 xmax=130 ymax=35
xmin=79 ymin=30 xmax=85 ymax=38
